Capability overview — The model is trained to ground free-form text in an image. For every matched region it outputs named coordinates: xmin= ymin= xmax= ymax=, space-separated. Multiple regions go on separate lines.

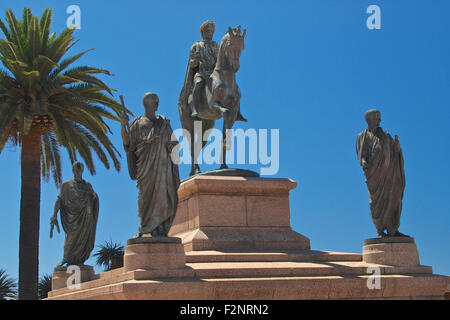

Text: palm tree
xmin=0 ymin=8 xmax=129 ymax=299
xmin=0 ymin=269 xmax=17 ymax=300
xmin=94 ymin=240 xmax=124 ymax=271
xmin=38 ymin=273 xmax=52 ymax=300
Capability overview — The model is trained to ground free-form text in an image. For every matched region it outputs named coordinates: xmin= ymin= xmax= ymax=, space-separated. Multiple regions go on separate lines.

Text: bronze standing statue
xmin=356 ymin=110 xmax=408 ymax=238
xmin=50 ymin=162 xmax=99 ymax=267
xmin=179 ymin=21 xmax=247 ymax=176
xmin=121 ymin=93 xmax=180 ymax=238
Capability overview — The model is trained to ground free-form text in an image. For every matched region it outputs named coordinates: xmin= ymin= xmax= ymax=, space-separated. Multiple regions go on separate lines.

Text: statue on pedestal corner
xmin=121 ymin=93 xmax=180 ymax=238
xmin=50 ymin=161 xmax=99 ymax=267
xmin=356 ymin=109 xmax=409 ymax=238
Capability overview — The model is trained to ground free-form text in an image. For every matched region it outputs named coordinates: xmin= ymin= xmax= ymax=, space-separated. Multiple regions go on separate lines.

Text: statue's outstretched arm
xmin=189 ymin=44 xmax=200 ymax=68
xmin=126 ymin=146 xmax=138 ymax=181
xmin=166 ymin=123 xmax=179 ymax=154
xmin=50 ymin=197 xmax=61 ymax=238
xmin=356 ymin=132 xmax=370 ymax=169
xmin=119 ymin=96 xmax=138 ymax=180
xmin=394 ymin=135 xmax=402 ymax=153
xmin=51 ymin=197 xmax=61 ymax=223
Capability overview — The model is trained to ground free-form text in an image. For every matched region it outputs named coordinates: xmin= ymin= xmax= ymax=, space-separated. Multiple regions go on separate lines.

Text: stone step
xmin=47 ymin=273 xmax=449 ymax=300
xmin=184 ymin=261 xmax=433 ymax=279
xmin=48 ymin=260 xmax=434 ymax=299
xmin=185 ymin=250 xmax=362 ymax=263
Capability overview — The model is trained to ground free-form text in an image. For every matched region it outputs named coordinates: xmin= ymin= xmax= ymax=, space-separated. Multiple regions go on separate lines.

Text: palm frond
xmin=39 ymin=9 xmax=52 ymax=52
xmin=56 ymin=49 xmax=93 ymax=74
xmin=93 ymin=240 xmax=124 ymax=271
xmin=4 ymin=9 xmax=26 ymax=59
xmin=0 ymin=269 xmax=17 ymax=300
xmin=0 ymin=7 xmax=124 ymax=186
xmin=0 ymin=98 xmax=20 ymax=154
xmin=38 ymin=273 xmax=52 ymax=300
xmin=41 ymin=130 xmax=62 ymax=186
xmin=0 ymin=16 xmax=11 ymax=42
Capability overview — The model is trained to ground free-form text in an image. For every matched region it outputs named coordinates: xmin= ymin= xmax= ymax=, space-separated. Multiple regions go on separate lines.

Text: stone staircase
xmin=47 ymin=248 xmax=448 ymax=300
xmin=47 ymin=176 xmax=449 ymax=300
xmin=183 ymin=250 xmax=433 ymax=279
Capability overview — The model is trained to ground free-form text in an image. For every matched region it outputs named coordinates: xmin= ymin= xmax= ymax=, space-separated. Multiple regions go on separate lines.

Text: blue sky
xmin=0 ymin=0 xmax=449 ymax=280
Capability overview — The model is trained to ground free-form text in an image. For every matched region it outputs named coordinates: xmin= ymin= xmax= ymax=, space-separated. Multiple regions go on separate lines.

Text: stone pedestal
xmin=124 ymin=237 xmax=186 ymax=272
xmin=45 ymin=178 xmax=450 ymax=300
xmin=169 ymin=175 xmax=310 ymax=251
xmin=363 ymin=236 xmax=421 ymax=267
xmin=51 ymin=265 xmax=95 ymax=291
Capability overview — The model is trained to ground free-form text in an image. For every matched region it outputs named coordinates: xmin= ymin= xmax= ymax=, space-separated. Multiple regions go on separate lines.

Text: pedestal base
xmin=124 ymin=237 xmax=186 ymax=272
xmin=169 ymin=176 xmax=310 ymax=251
xmin=363 ymin=236 xmax=420 ymax=266
xmin=51 ymin=265 xmax=95 ymax=291
xmin=45 ymin=176 xmax=449 ymax=300
xmin=174 ymin=227 xmax=310 ymax=251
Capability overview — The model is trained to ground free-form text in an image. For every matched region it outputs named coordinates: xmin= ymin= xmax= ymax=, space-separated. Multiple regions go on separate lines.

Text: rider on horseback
xmin=180 ymin=20 xmax=247 ymax=121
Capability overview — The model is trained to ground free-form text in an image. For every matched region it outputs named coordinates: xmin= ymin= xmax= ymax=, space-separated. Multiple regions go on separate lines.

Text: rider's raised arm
xmin=125 ymin=119 xmax=138 ymax=180
xmin=189 ymin=42 xmax=200 ymax=68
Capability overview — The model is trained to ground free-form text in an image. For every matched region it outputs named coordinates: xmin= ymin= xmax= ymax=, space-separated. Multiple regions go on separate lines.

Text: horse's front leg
xmin=189 ymin=129 xmax=200 ymax=176
xmin=220 ymin=107 xmax=235 ymax=169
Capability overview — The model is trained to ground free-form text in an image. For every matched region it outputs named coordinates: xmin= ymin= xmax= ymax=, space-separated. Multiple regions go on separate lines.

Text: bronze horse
xmin=178 ymin=26 xmax=247 ymax=176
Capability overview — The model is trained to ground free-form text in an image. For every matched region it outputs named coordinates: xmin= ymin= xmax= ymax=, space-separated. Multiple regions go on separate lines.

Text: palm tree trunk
xmin=18 ymin=126 xmax=41 ymax=300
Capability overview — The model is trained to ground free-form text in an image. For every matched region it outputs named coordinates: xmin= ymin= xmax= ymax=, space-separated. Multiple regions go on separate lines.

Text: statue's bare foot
xmin=236 ymin=112 xmax=247 ymax=122
xmin=189 ymin=164 xmax=201 ymax=176
xmin=393 ymin=231 xmax=409 ymax=237
xmin=55 ymin=261 xmax=67 ymax=270
xmin=377 ymin=231 xmax=387 ymax=237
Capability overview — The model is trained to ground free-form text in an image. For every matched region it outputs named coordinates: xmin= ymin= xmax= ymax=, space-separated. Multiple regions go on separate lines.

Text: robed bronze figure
xmin=50 ymin=161 xmax=99 ymax=267
xmin=356 ymin=110 xmax=408 ymax=237
xmin=121 ymin=93 xmax=180 ymax=238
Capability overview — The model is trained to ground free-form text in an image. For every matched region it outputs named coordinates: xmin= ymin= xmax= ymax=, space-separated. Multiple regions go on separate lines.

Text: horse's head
xmin=220 ymin=26 xmax=246 ymax=72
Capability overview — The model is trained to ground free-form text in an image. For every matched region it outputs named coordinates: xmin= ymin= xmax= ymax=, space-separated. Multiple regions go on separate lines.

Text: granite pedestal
xmin=51 ymin=265 xmax=95 ymax=291
xmin=124 ymin=237 xmax=186 ymax=272
xmin=169 ymin=176 xmax=310 ymax=251
xmin=363 ymin=236 xmax=420 ymax=267
xmin=46 ymin=176 xmax=449 ymax=300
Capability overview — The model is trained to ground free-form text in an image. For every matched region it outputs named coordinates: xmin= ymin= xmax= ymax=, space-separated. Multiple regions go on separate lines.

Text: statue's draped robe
xmin=58 ymin=179 xmax=99 ymax=265
xmin=125 ymin=115 xmax=180 ymax=235
xmin=356 ymin=127 xmax=405 ymax=234
xmin=178 ymin=40 xmax=219 ymax=113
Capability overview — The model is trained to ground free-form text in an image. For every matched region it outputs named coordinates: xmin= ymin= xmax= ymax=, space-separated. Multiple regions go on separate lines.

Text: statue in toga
xmin=50 ymin=161 xmax=99 ymax=267
xmin=356 ymin=109 xmax=408 ymax=238
xmin=121 ymin=93 xmax=180 ymax=238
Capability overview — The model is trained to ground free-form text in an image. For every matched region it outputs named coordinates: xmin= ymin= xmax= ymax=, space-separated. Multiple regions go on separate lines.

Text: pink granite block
xmin=197 ymin=194 xmax=247 ymax=227
xmin=170 ymin=200 xmax=188 ymax=234
xmin=246 ymin=195 xmax=290 ymax=227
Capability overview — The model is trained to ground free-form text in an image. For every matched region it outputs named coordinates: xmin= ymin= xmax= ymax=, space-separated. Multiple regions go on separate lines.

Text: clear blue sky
xmin=0 ymin=0 xmax=449 ymax=280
